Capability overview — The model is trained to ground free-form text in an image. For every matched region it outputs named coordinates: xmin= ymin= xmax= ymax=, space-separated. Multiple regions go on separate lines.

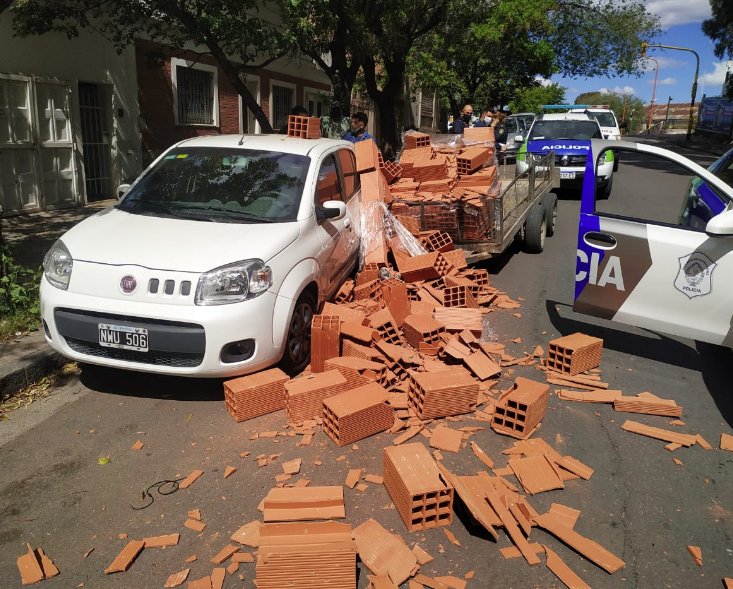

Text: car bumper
xmin=40 ymin=277 xmax=284 ymax=377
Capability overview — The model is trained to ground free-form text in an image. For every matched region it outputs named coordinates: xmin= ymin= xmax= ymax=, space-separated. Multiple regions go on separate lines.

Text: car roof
xmin=538 ymin=113 xmax=594 ymax=121
xmin=172 ymin=134 xmax=352 ymax=157
xmin=508 ymin=112 xmax=535 ymax=118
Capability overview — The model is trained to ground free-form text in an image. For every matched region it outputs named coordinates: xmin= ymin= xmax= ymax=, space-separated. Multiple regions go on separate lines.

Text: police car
xmin=574 ymin=139 xmax=733 ymax=347
xmin=679 ymin=146 xmax=733 ymax=230
xmin=515 ymin=113 xmax=615 ymax=198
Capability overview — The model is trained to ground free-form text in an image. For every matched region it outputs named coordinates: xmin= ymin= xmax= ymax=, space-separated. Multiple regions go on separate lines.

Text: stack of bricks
xmin=286 ymin=115 xmax=321 ymax=139
xmin=256 ymin=522 xmax=356 ymax=589
xmin=491 ymin=376 xmax=550 ymax=439
xmin=310 ymin=315 xmax=341 ymax=373
xmin=383 ymin=442 xmax=454 ymax=532
xmin=546 ymin=333 xmax=603 ymax=375
xmin=322 ymin=382 xmax=394 ymax=446
xmin=285 ymin=370 xmax=350 ymax=423
xmin=224 ymin=367 xmax=290 ymax=422
xmin=408 ymin=366 xmax=479 ymax=419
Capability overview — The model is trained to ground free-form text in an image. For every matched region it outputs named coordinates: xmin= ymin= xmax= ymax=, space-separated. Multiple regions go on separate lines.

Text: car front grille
xmin=556 ymin=154 xmax=587 ymax=166
xmin=65 ymin=337 xmax=203 ymax=367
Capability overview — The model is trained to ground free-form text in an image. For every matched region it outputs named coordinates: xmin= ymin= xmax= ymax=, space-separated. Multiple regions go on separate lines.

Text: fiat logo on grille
xmin=120 ymin=275 xmax=137 ymax=294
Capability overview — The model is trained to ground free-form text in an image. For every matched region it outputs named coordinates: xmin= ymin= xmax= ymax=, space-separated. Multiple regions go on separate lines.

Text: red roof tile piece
xmin=311 ymin=315 xmax=342 ymax=373
xmin=322 ymin=302 xmax=367 ymax=325
xmin=612 ymin=393 xmax=683 ymax=417
xmin=187 ymin=575 xmax=212 ymax=589
xmin=353 ymin=518 xmax=419 ymax=585
xmin=143 ymin=533 xmax=180 ymax=548
xmin=210 ymin=544 xmax=240 ymax=564
xmin=436 ymin=464 xmax=498 ymax=541
xmin=262 ymin=486 xmax=345 ymax=522
xmin=383 ymin=443 xmax=454 ymax=532
xmin=491 ymin=377 xmax=550 ymax=439
xmin=408 ymin=368 xmax=479 ymax=419
xmin=342 ymin=339 xmax=385 ymax=363
xmin=285 ymin=370 xmax=350 ymax=422
xmin=178 ymin=469 xmax=205 ymax=489
xmin=429 ymin=425 xmax=463 ymax=453
xmin=546 ymin=333 xmax=603 ymax=375
xmin=257 ymin=522 xmax=356 ymax=589
xmin=163 ymin=568 xmax=190 ymax=587
xmin=340 ymin=321 xmax=379 ymax=345
xmin=323 ymin=382 xmax=394 ymax=446
xmin=620 ymin=420 xmax=697 ymax=446
xmin=463 ymin=351 xmax=501 ymax=381
xmin=534 ymin=511 xmax=625 ymax=573
xmin=104 ymin=540 xmax=145 ymax=574
xmin=432 ymin=307 xmax=484 ymax=334
xmin=224 ymin=368 xmax=289 ymax=422
xmin=325 ymin=356 xmax=387 ymax=388
xmin=508 ymin=455 xmax=565 ymax=495
xmin=230 ymin=520 xmax=261 ymax=547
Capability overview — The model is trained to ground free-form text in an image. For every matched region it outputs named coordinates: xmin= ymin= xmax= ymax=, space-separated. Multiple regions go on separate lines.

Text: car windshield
xmin=591 ymin=112 xmax=617 ymax=127
xmin=529 ymin=120 xmax=602 ymax=140
xmin=117 ymin=147 xmax=310 ymax=223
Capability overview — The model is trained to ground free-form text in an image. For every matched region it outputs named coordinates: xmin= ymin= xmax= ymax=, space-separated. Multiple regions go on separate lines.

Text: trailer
xmin=391 ymin=148 xmax=557 ymax=265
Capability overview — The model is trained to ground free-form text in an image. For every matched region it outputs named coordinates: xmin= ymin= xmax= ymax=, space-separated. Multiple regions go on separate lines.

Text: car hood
xmin=527 ymin=139 xmax=592 ymax=156
xmin=61 ymin=208 xmax=301 ymax=272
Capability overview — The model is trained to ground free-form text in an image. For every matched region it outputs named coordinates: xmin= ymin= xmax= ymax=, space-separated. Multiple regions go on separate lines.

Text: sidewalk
xmin=1 ymin=199 xmax=116 ymax=398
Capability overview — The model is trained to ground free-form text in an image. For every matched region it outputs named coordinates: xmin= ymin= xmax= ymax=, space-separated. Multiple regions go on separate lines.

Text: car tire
xmin=598 ymin=174 xmax=613 ymax=199
xmin=523 ymin=203 xmax=546 ymax=253
xmin=279 ymin=290 xmax=316 ymax=376
xmin=543 ymin=192 xmax=558 ymax=237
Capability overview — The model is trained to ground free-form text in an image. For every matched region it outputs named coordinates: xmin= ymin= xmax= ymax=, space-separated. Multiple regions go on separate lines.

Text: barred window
xmin=175 ymin=64 xmax=216 ymax=125
xmin=272 ymin=85 xmax=294 ymax=130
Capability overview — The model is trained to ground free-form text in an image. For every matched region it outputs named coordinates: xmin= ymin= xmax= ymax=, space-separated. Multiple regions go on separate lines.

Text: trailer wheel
xmin=543 ymin=192 xmax=558 ymax=237
xmin=524 ymin=203 xmax=546 ymax=253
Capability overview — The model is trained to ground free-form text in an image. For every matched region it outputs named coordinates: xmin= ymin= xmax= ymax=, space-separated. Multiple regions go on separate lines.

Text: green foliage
xmin=0 ymin=245 xmax=41 ymax=340
xmin=702 ymin=0 xmax=733 ymax=59
xmin=509 ymin=83 xmax=566 ymax=114
xmin=574 ymin=91 xmax=646 ymax=133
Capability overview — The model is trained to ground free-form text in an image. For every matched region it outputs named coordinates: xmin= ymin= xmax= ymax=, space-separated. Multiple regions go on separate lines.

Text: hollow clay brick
xmin=408 ymin=367 xmax=478 ymax=419
xmin=402 ymin=313 xmax=445 ymax=355
xmin=546 ymin=333 xmax=603 ymax=375
xmin=285 ymin=370 xmax=350 ymax=423
xmin=491 ymin=377 xmax=550 ymax=439
xmin=287 ymin=115 xmax=322 ymax=139
xmin=355 ymin=139 xmax=380 ymax=172
xmin=368 ymin=308 xmax=404 ymax=345
xmin=380 ymin=279 xmax=411 ymax=328
xmin=323 ymin=382 xmax=394 ymax=446
xmin=403 ymin=132 xmax=431 ymax=150
xmin=224 ymin=368 xmax=289 ymax=422
xmin=383 ymin=442 xmax=454 ymax=532
xmin=463 ymin=126 xmax=495 ymax=143
xmin=256 ymin=522 xmax=356 ymax=589
xmin=311 ymin=315 xmax=342 ymax=373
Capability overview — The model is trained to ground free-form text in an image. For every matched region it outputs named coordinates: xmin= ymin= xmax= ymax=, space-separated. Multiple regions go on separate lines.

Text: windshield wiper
xmin=175 ymin=206 xmax=279 ymax=223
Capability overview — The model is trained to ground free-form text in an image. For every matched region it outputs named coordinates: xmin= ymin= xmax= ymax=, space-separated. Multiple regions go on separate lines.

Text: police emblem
xmin=674 ymin=252 xmax=716 ymax=299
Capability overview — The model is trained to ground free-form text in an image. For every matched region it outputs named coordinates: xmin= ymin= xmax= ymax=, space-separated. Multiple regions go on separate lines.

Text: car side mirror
xmin=117 ymin=184 xmax=131 ymax=200
xmin=317 ymin=200 xmax=346 ymax=222
xmin=705 ymin=208 xmax=733 ymax=237
xmin=514 ymin=135 xmax=524 ymax=143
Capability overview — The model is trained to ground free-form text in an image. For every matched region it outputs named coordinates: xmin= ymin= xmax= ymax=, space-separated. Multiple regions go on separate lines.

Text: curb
xmin=0 ymin=332 xmax=65 ymax=400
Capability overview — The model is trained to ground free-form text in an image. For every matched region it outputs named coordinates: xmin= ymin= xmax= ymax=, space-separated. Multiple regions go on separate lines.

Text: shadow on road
xmin=79 ymin=363 xmax=225 ymax=401
xmin=545 ymin=299 xmax=733 ymax=426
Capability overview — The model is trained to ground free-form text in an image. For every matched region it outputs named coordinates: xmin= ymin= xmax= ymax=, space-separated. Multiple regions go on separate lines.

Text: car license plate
xmin=98 ymin=323 xmax=149 ymax=352
xmin=560 ymin=171 xmax=576 ymax=179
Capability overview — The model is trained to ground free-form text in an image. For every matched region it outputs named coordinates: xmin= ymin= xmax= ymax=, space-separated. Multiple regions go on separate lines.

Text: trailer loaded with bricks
xmin=382 ymin=129 xmax=558 ymax=263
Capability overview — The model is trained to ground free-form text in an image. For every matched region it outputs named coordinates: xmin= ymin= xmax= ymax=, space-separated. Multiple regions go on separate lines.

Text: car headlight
xmin=43 ymin=239 xmax=73 ymax=290
xmin=195 ymin=259 xmax=273 ymax=306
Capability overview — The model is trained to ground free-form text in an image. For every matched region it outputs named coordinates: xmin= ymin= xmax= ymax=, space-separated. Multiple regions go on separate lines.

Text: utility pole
xmin=641 ymin=42 xmax=699 ymax=143
xmin=645 ymin=56 xmax=659 ymax=132
xmin=664 ymin=96 xmax=673 ymax=130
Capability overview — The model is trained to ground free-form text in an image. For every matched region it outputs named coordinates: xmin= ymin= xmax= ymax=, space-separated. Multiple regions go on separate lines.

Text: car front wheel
xmin=280 ymin=290 xmax=316 ymax=375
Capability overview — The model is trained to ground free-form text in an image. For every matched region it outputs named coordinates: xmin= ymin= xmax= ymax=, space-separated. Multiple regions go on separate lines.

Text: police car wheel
xmin=543 ymin=192 xmax=558 ymax=237
xmin=524 ymin=203 xmax=546 ymax=254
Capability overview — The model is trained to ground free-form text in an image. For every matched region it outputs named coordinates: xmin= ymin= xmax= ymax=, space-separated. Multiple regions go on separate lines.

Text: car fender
xmin=271 ymin=258 xmax=321 ymax=349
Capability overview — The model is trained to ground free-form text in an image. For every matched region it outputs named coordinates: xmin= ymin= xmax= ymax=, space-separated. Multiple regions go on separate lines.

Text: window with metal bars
xmin=176 ymin=66 xmax=215 ymax=125
xmin=272 ymin=85 xmax=294 ymax=130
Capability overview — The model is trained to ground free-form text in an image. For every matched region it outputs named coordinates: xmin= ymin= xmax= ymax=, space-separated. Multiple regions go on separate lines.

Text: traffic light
xmin=640 ymin=41 xmax=647 ymax=57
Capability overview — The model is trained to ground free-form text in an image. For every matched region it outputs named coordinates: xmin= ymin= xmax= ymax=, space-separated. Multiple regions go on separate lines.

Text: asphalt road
xmin=1 ymin=137 xmax=731 ymax=589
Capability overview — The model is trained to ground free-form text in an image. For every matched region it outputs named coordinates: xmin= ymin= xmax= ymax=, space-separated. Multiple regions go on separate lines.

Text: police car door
xmin=573 ymin=140 xmax=733 ymax=347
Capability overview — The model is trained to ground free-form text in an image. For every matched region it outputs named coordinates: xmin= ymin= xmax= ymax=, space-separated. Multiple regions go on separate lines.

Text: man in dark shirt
xmin=451 ymin=104 xmax=474 ymax=134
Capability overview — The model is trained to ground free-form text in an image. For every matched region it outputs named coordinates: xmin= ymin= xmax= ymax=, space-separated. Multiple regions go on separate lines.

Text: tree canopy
xmin=509 ymin=83 xmax=566 ymax=114
xmin=702 ymin=0 xmax=733 ymax=59
xmin=574 ymin=91 xmax=646 ymax=133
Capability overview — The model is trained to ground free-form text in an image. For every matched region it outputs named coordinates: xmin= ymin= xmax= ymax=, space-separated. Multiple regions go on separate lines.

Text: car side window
xmin=594 ymin=148 xmax=719 ymax=230
xmin=315 ymin=154 xmax=343 ymax=206
xmin=335 ymin=148 xmax=360 ymax=201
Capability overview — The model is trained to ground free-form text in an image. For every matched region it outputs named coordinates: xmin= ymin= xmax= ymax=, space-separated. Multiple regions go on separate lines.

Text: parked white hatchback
xmin=40 ymin=134 xmax=361 ymax=377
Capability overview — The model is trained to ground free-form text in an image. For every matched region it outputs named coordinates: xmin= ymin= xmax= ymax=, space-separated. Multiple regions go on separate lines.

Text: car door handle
xmin=583 ymin=231 xmax=617 ymax=250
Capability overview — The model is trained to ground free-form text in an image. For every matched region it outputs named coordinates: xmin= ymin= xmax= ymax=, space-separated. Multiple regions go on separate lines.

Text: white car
xmin=570 ymin=106 xmax=622 ymax=141
xmin=40 ymin=135 xmax=361 ymax=377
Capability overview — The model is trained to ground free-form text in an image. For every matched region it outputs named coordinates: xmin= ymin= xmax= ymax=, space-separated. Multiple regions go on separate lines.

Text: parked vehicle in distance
xmin=574 ymin=139 xmax=733 ymax=347
xmin=515 ymin=113 xmax=615 ymax=198
xmin=497 ymin=113 xmax=536 ymax=160
xmin=40 ymin=135 xmax=361 ymax=377
xmin=680 ymin=146 xmax=733 ymax=230
xmin=570 ymin=105 xmax=622 ymax=140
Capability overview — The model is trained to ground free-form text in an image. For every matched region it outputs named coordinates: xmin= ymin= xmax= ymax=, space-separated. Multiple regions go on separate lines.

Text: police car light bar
xmin=542 ymin=104 xmax=587 ymax=110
